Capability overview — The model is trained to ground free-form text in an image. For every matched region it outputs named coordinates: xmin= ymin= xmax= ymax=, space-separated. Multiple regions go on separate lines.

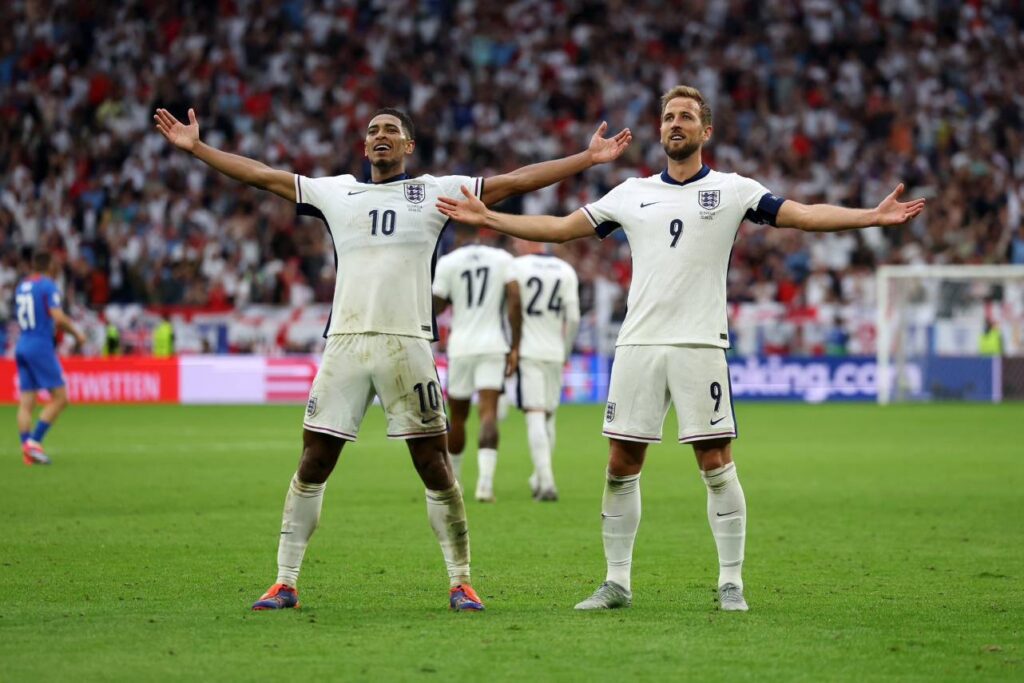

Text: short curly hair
xmin=370 ymin=108 xmax=415 ymax=140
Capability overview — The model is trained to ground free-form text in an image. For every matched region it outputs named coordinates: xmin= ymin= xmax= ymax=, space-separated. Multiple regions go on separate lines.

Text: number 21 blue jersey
xmin=15 ymin=276 xmax=60 ymax=351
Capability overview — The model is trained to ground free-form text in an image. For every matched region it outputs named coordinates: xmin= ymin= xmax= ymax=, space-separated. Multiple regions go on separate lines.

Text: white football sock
xmin=602 ymin=471 xmax=641 ymax=592
xmin=476 ymin=448 xmax=497 ymax=496
xmin=275 ymin=473 xmax=326 ymax=588
xmin=448 ymin=453 xmax=463 ymax=482
xmin=702 ymin=462 xmax=746 ymax=589
xmin=426 ymin=482 xmax=471 ymax=587
xmin=546 ymin=413 xmax=557 ymax=455
xmin=526 ymin=411 xmax=555 ymax=490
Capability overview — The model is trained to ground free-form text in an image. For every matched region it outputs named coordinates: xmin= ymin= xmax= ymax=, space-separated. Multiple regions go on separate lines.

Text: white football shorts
xmin=602 ymin=344 xmax=736 ymax=444
xmin=304 ymin=333 xmax=447 ymax=441
xmin=515 ymin=358 xmax=563 ymax=412
xmin=446 ymin=353 xmax=506 ymax=399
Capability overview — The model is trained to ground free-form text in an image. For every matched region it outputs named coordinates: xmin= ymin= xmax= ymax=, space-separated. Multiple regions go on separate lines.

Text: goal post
xmin=876 ymin=265 xmax=1024 ymax=404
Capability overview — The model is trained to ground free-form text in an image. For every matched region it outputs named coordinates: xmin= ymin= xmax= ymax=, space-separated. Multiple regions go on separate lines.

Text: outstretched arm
xmin=154 ymin=108 xmax=296 ymax=202
xmin=777 ymin=183 xmax=925 ymax=232
xmin=479 ymin=122 xmax=631 ymax=206
xmin=437 ymin=187 xmax=594 ymax=243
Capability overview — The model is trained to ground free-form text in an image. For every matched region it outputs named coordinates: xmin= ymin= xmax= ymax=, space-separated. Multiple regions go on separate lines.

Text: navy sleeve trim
xmin=296 ymin=175 xmax=303 ymax=204
xmin=743 ymin=192 xmax=786 ymax=226
xmin=594 ymin=221 xmax=622 ymax=239
xmin=296 ymin=203 xmax=336 ymax=338
xmin=297 ymin=203 xmax=327 ymax=223
xmin=429 ymin=218 xmax=453 ymax=342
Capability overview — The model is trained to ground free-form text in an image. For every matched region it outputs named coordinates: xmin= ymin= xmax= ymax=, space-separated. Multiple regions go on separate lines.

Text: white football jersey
xmin=433 ymin=244 xmax=513 ymax=358
xmin=295 ymin=173 xmax=483 ymax=339
xmin=582 ymin=166 xmax=784 ymax=348
xmin=506 ymin=254 xmax=580 ymax=362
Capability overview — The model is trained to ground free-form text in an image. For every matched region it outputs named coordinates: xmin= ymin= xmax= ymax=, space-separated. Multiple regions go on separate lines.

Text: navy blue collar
xmin=660 ymin=164 xmax=710 ymax=187
xmin=371 ymin=172 xmax=410 ymax=185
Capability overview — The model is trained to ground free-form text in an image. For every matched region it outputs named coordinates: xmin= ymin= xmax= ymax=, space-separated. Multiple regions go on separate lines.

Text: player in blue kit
xmin=14 ymin=252 xmax=86 ymax=465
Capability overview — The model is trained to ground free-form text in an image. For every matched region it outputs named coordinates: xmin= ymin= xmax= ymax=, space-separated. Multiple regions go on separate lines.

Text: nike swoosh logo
xmin=348 ymin=190 xmax=368 ymax=195
xmin=716 ymin=510 xmax=739 ymax=517
xmin=710 ymin=416 xmax=727 ymax=425
xmin=601 ymin=513 xmax=623 ymax=519
xmin=640 ymin=201 xmax=662 ymax=208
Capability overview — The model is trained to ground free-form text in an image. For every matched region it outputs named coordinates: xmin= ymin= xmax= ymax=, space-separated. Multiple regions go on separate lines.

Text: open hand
xmin=153 ymin=108 xmax=200 ymax=152
xmin=437 ymin=186 xmax=489 ymax=226
xmin=504 ymin=348 xmax=519 ymax=378
xmin=587 ymin=121 xmax=632 ymax=164
xmin=875 ymin=183 xmax=926 ymax=226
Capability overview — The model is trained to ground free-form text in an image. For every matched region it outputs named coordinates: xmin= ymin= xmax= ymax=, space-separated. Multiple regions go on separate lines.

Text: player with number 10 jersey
xmin=154 ymin=103 xmax=632 ymax=612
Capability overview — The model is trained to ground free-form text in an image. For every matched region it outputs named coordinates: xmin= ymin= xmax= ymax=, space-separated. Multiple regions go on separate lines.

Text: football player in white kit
xmin=437 ymin=85 xmax=925 ymax=612
xmin=432 ymin=228 xmax=519 ymax=502
xmin=154 ymin=106 xmax=632 ymax=611
xmin=506 ymin=241 xmax=580 ymax=502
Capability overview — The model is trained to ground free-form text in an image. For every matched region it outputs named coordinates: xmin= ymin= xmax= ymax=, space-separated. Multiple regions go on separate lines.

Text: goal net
xmin=876 ymin=265 xmax=1024 ymax=404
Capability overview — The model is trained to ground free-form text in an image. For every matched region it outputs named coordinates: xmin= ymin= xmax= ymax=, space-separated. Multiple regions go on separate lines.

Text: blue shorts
xmin=15 ymin=347 xmax=65 ymax=392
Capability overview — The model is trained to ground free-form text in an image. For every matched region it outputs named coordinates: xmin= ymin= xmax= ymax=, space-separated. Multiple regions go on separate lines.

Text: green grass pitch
xmin=1 ymin=402 xmax=1021 ymax=681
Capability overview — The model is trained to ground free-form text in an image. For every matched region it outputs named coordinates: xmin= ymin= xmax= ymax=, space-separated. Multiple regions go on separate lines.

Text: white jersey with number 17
xmin=432 ymin=244 xmax=513 ymax=358
xmin=295 ymin=173 xmax=484 ymax=340
xmin=581 ymin=166 xmax=785 ymax=348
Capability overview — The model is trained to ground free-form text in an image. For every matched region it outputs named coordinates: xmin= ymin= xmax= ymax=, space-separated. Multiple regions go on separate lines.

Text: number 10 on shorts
xmin=414 ymin=381 xmax=441 ymax=412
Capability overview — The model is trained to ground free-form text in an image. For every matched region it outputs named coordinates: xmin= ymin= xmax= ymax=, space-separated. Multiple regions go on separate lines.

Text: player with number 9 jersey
xmin=435 ymin=84 xmax=925 ymax=612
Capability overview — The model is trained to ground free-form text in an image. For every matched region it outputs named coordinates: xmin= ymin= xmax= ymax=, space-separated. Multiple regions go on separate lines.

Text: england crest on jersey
xmin=405 ymin=182 xmax=425 ymax=204
xmin=698 ymin=190 xmax=720 ymax=210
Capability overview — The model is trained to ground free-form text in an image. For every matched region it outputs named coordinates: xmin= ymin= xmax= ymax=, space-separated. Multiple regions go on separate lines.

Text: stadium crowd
xmin=2 ymin=0 xmax=1023 ymax=355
